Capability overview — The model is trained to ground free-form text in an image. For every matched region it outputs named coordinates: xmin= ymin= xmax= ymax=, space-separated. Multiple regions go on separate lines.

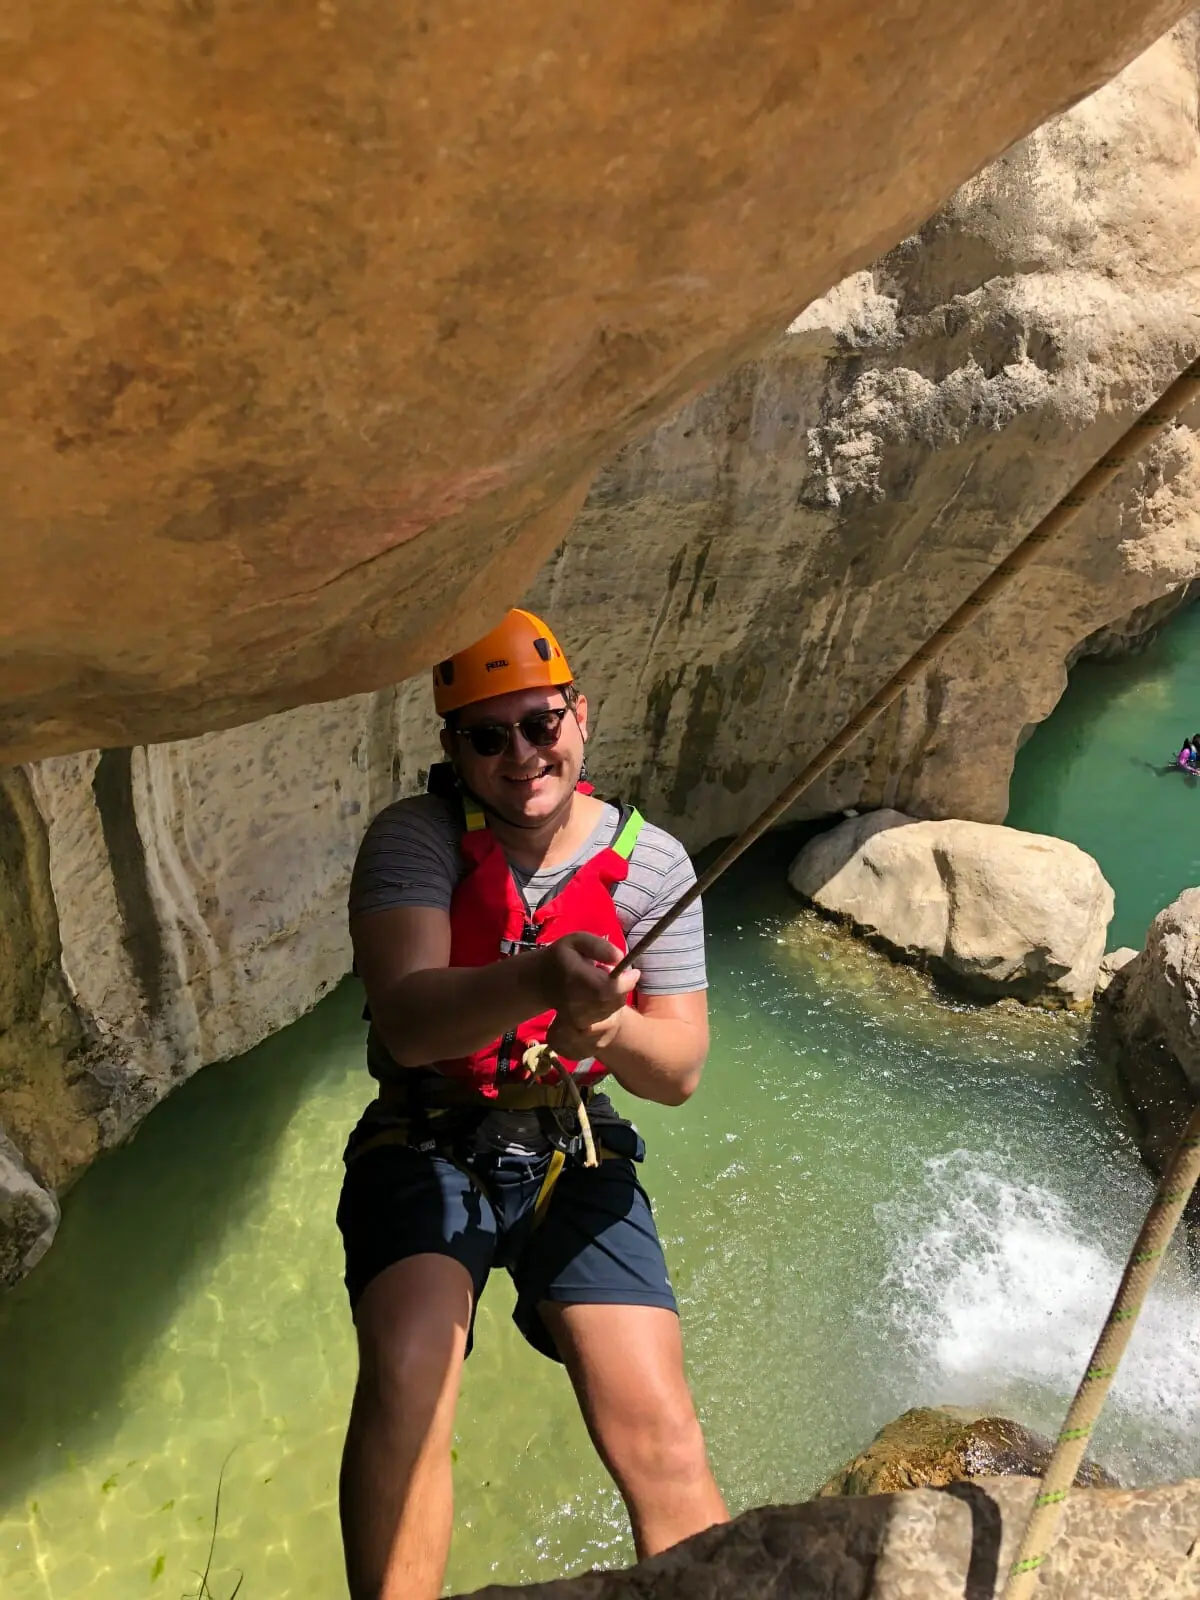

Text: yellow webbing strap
xmin=463 ymin=795 xmax=487 ymax=832
xmin=532 ymin=1148 xmax=566 ymax=1226
xmin=611 ymin=807 xmax=644 ymax=860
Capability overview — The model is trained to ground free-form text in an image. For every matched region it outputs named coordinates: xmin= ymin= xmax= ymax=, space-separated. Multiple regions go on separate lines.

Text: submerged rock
xmin=1100 ymin=889 xmax=1200 ymax=1174
xmin=788 ymin=810 xmax=1113 ymax=1007
xmin=815 ymin=1407 xmax=1117 ymax=1497
xmin=451 ymin=1477 xmax=1200 ymax=1598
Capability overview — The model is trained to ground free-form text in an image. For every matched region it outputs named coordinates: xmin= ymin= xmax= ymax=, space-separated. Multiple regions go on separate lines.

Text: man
xmin=337 ymin=607 xmax=727 ymax=1600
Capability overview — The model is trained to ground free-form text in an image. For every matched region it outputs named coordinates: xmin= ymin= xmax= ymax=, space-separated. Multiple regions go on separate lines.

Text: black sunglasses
xmin=454 ymin=706 xmax=572 ymax=758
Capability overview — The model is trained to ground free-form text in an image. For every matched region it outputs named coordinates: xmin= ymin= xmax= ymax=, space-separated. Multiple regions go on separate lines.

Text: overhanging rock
xmin=0 ymin=0 xmax=1191 ymax=760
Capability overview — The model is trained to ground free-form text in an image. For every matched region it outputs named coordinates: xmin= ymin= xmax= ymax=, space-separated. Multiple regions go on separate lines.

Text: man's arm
xmin=352 ymin=907 xmax=639 ymax=1069
xmin=547 ymin=990 xmax=708 ymax=1107
xmin=546 ymin=817 xmax=709 ymax=1106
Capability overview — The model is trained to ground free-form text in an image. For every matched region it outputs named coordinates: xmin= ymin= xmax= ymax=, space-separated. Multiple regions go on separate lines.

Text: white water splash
xmin=874 ymin=1151 xmax=1200 ymax=1480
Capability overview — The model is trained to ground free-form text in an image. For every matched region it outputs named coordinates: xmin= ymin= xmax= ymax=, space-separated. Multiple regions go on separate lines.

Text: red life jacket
xmin=435 ymin=789 xmax=645 ymax=1098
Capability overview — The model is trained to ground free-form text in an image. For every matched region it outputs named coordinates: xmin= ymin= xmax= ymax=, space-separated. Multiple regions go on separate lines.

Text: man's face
xmin=441 ymin=685 xmax=589 ymax=828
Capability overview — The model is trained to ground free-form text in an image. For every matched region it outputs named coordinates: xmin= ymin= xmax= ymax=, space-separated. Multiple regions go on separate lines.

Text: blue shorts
xmin=336 ymin=1123 xmax=677 ymax=1361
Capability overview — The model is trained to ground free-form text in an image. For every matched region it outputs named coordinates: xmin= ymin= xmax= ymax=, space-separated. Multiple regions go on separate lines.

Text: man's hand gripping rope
xmin=526 ymin=931 xmax=642 ymax=1169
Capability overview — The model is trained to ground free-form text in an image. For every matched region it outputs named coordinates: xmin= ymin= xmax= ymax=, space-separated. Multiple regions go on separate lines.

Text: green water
xmin=3 ymin=834 xmax=1199 ymax=1599
xmin=1007 ymin=604 xmax=1200 ymax=948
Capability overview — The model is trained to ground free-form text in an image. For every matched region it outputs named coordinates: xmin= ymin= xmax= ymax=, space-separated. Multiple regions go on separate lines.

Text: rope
xmin=612 ymin=354 xmax=1200 ymax=981
xmin=522 ymin=1041 xmax=599 ymax=1167
xmin=1000 ymin=1103 xmax=1200 ymax=1598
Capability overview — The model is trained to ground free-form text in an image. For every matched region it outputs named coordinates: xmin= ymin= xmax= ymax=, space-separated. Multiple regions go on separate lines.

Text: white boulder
xmin=788 ymin=809 xmax=1113 ymax=1007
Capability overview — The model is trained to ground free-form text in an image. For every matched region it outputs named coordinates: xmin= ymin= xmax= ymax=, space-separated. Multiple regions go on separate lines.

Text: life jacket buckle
xmin=500 ymin=920 xmax=541 ymax=957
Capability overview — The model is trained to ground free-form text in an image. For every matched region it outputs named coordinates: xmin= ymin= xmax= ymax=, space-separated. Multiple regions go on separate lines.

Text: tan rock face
xmin=0 ymin=1128 xmax=59 ymax=1288
xmin=1096 ymin=947 xmax=1140 ymax=994
xmin=0 ymin=768 xmax=82 ymax=1218
xmin=449 ymin=1477 xmax=1200 ymax=1598
xmin=0 ymin=0 xmax=1191 ymax=762
xmin=1100 ymin=887 xmax=1200 ymax=1173
xmin=788 ymin=810 xmax=1113 ymax=1005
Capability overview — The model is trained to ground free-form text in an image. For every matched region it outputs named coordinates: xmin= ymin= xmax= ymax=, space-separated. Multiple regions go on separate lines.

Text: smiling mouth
xmin=504 ymin=765 xmax=553 ymax=787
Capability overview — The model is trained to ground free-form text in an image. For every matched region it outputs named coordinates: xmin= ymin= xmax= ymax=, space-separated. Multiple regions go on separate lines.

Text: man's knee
xmin=355 ymin=1329 xmax=459 ymax=1419
xmin=609 ymin=1405 xmax=710 ymax=1494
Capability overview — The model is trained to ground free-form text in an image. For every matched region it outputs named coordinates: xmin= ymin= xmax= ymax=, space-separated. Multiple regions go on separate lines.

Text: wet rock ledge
xmin=452 ymin=1476 xmax=1200 ymax=1599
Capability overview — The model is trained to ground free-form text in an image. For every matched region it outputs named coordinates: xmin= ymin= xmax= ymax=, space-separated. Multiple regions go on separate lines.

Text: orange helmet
xmin=432 ymin=608 xmax=573 ymax=716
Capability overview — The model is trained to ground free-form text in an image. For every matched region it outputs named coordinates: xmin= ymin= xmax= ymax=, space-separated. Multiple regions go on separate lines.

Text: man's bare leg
xmin=539 ymin=1301 xmax=728 ymax=1558
xmin=340 ymin=1253 xmax=473 ymax=1600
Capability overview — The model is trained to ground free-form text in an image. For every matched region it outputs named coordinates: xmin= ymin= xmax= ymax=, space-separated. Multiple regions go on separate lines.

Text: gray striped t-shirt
xmin=349 ymin=793 xmax=707 ymax=994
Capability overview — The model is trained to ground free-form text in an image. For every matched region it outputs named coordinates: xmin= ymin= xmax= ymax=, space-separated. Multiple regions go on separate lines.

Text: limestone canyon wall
xmin=0 ymin=698 xmax=402 ymax=1282
xmin=3 ymin=24 xmax=1200 ymax=1281
xmin=502 ymin=18 xmax=1200 ymax=842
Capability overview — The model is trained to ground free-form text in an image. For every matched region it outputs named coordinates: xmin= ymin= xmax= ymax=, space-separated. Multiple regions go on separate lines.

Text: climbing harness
xmin=601 ymin=353 xmax=1200 ymax=1593
xmin=345 ymin=1072 xmax=614 ymax=1222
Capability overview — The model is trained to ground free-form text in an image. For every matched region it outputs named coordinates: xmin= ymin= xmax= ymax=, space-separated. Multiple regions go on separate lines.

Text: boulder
xmin=450 ymin=1477 xmax=1200 ymax=1598
xmin=815 ymin=1407 xmax=1117 ymax=1497
xmin=1096 ymin=947 xmax=1140 ymax=994
xmin=0 ymin=2 xmax=1192 ymax=762
xmin=788 ymin=810 xmax=1113 ymax=1006
xmin=1100 ymin=889 xmax=1200 ymax=1173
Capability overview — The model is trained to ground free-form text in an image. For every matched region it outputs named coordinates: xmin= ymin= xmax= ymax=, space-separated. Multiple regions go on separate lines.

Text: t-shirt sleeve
xmin=617 ymin=822 xmax=707 ymax=995
xmin=348 ymin=795 xmax=461 ymax=920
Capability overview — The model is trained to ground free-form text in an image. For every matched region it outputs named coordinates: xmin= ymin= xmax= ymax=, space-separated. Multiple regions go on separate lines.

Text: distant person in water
xmin=1177 ymin=738 xmax=1200 ymax=771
